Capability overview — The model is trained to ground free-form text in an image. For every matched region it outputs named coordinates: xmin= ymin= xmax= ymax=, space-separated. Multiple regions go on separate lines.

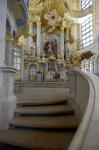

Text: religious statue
xmin=48 ymin=61 xmax=55 ymax=71
xmin=44 ymin=39 xmax=58 ymax=58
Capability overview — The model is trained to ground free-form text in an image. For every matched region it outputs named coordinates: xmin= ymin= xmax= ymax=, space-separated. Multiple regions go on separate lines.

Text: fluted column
xmin=28 ymin=21 xmax=33 ymax=53
xmin=60 ymin=26 xmax=64 ymax=59
xmin=37 ymin=21 xmax=41 ymax=58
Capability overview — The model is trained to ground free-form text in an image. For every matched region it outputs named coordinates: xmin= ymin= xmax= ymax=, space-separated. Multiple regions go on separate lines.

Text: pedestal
xmin=45 ymin=71 xmax=54 ymax=81
xmin=0 ymin=66 xmax=17 ymax=129
xmin=60 ymin=71 xmax=66 ymax=81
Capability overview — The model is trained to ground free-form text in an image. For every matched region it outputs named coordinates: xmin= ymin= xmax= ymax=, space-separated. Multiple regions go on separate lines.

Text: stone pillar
xmin=93 ymin=0 xmax=99 ymax=38
xmin=0 ymin=0 xmax=16 ymax=129
xmin=20 ymin=47 xmax=24 ymax=80
xmin=0 ymin=67 xmax=17 ymax=129
xmin=37 ymin=21 xmax=41 ymax=58
xmin=60 ymin=26 xmax=64 ymax=59
xmin=5 ymin=36 xmax=13 ymax=66
xmin=66 ymin=29 xmax=70 ymax=59
xmin=0 ymin=0 xmax=7 ymax=66
xmin=28 ymin=21 xmax=33 ymax=53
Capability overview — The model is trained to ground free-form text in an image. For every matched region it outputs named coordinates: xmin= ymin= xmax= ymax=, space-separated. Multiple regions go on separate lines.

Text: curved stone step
xmin=15 ymin=104 xmax=74 ymax=116
xmin=0 ymin=129 xmax=75 ymax=150
xmin=17 ymin=99 xmax=67 ymax=107
xmin=9 ymin=115 xmax=79 ymax=129
xmin=15 ymin=81 xmax=70 ymax=88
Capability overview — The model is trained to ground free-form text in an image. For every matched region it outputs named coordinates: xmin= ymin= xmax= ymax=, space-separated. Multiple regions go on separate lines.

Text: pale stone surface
xmin=0 ymin=67 xmax=17 ymax=129
xmin=37 ymin=21 xmax=41 ymax=57
xmin=17 ymin=87 xmax=69 ymax=102
xmin=60 ymin=71 xmax=66 ymax=80
xmin=60 ymin=31 xmax=64 ymax=58
xmin=0 ymin=0 xmax=7 ymax=66
xmin=82 ymin=72 xmax=99 ymax=150
xmin=45 ymin=71 xmax=54 ymax=80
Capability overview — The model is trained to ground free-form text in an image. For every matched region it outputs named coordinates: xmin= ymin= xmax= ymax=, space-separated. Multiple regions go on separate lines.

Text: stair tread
xmin=0 ymin=129 xmax=75 ymax=150
xmin=10 ymin=115 xmax=78 ymax=129
xmin=17 ymin=100 xmax=67 ymax=106
xmin=15 ymin=104 xmax=74 ymax=115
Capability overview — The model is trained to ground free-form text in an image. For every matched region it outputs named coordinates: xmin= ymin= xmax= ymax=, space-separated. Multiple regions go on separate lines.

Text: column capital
xmin=29 ymin=20 xmax=34 ymax=28
xmin=60 ymin=25 xmax=64 ymax=32
xmin=37 ymin=21 xmax=41 ymax=27
xmin=6 ymin=35 xmax=14 ymax=42
xmin=66 ymin=28 xmax=70 ymax=32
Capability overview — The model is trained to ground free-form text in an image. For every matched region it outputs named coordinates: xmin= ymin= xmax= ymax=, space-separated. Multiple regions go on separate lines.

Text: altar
xmin=17 ymin=0 xmax=75 ymax=81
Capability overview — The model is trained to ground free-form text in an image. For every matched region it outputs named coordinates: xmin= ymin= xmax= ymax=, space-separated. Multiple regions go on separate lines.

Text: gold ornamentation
xmin=65 ymin=48 xmax=94 ymax=67
xmin=6 ymin=35 xmax=14 ymax=41
xmin=18 ymin=35 xmax=26 ymax=47
xmin=29 ymin=20 xmax=33 ymax=28
xmin=44 ymin=9 xmax=61 ymax=26
xmin=37 ymin=21 xmax=41 ymax=27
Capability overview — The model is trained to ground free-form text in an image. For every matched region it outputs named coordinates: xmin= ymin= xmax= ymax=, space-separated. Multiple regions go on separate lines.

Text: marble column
xmin=20 ymin=47 xmax=24 ymax=80
xmin=5 ymin=37 xmax=13 ymax=66
xmin=60 ymin=26 xmax=64 ymax=59
xmin=37 ymin=21 xmax=41 ymax=58
xmin=65 ymin=29 xmax=70 ymax=59
xmin=0 ymin=0 xmax=16 ymax=129
xmin=0 ymin=0 xmax=7 ymax=66
xmin=28 ymin=21 xmax=33 ymax=53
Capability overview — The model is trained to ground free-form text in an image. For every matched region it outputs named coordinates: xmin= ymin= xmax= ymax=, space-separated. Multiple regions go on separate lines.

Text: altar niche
xmin=44 ymin=39 xmax=58 ymax=58
xmin=45 ymin=60 xmax=60 ymax=80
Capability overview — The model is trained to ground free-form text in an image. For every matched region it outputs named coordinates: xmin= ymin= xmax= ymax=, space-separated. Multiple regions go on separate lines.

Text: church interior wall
xmin=0 ymin=0 xmax=28 ymax=129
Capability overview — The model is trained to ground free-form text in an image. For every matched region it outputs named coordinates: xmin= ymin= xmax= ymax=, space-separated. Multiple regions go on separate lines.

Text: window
xmin=81 ymin=14 xmax=93 ymax=47
xmin=81 ymin=0 xmax=92 ymax=10
xmin=13 ymin=49 xmax=21 ymax=70
xmin=81 ymin=0 xmax=93 ymax=47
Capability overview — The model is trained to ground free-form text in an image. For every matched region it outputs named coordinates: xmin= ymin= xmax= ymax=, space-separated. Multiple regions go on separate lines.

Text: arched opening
xmin=48 ymin=61 xmax=56 ymax=72
xmin=29 ymin=64 xmax=37 ymax=81
xmin=48 ymin=61 xmax=60 ymax=79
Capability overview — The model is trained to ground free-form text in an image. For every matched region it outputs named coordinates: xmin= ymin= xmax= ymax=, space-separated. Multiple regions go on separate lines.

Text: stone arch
xmin=28 ymin=62 xmax=39 ymax=81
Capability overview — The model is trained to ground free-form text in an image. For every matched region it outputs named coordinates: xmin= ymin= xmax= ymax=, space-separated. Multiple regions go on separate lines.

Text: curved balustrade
xmin=67 ymin=69 xmax=99 ymax=150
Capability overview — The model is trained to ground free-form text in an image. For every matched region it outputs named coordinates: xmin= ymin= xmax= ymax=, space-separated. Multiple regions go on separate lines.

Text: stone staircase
xmin=0 ymin=90 xmax=79 ymax=150
xmin=14 ymin=81 xmax=70 ymax=91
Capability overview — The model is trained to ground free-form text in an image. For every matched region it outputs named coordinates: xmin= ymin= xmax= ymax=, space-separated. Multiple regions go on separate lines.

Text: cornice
xmin=71 ymin=6 xmax=93 ymax=18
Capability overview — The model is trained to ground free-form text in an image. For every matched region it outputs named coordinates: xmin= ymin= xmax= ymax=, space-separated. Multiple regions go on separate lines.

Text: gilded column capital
xmin=29 ymin=20 xmax=33 ymax=28
xmin=37 ymin=21 xmax=41 ymax=27
xmin=60 ymin=25 xmax=64 ymax=32
xmin=6 ymin=35 xmax=14 ymax=42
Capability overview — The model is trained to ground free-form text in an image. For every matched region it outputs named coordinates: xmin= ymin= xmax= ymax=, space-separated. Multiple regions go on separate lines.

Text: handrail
xmin=68 ymin=69 xmax=95 ymax=150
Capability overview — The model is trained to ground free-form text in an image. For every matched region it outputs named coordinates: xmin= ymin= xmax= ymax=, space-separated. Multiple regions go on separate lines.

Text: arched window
xmin=30 ymin=65 xmax=37 ymax=76
xmin=81 ymin=0 xmax=92 ymax=10
xmin=13 ymin=48 xmax=21 ymax=70
xmin=81 ymin=0 xmax=93 ymax=47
